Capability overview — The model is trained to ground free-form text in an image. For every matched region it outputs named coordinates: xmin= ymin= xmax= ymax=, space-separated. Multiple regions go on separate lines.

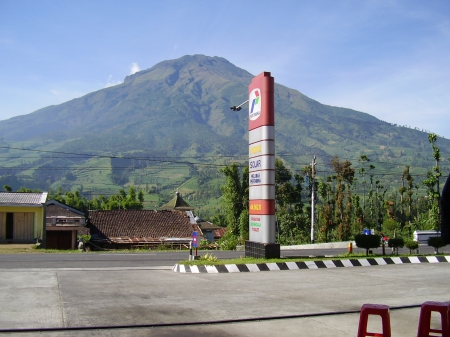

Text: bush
xmin=405 ymin=240 xmax=419 ymax=254
xmin=218 ymin=231 xmax=238 ymax=250
xmin=428 ymin=236 xmax=446 ymax=254
xmin=199 ymin=253 xmax=218 ymax=262
xmin=77 ymin=234 xmax=91 ymax=243
xmin=355 ymin=234 xmax=381 ymax=256
xmin=387 ymin=238 xmax=404 ymax=255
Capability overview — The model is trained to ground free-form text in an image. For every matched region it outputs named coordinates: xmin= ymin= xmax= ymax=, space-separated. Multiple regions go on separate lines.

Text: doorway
xmin=6 ymin=213 xmax=13 ymax=239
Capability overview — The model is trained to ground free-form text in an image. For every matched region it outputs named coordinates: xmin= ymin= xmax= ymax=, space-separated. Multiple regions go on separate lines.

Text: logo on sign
xmin=249 ymin=88 xmax=261 ymax=121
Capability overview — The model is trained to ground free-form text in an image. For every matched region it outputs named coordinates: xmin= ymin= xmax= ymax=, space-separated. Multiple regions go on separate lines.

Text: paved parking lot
xmin=0 ymin=261 xmax=449 ymax=336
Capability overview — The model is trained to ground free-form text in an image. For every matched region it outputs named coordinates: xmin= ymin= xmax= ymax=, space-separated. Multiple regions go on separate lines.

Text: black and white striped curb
xmin=172 ymin=255 xmax=450 ymax=273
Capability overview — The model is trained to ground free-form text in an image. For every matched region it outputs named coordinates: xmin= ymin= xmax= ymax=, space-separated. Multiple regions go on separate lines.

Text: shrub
xmin=388 ymin=238 xmax=404 ymax=255
xmin=199 ymin=253 xmax=218 ymax=262
xmin=77 ymin=234 xmax=91 ymax=243
xmin=428 ymin=236 xmax=446 ymax=254
xmin=218 ymin=231 xmax=238 ymax=250
xmin=404 ymin=240 xmax=419 ymax=254
xmin=355 ymin=234 xmax=381 ymax=256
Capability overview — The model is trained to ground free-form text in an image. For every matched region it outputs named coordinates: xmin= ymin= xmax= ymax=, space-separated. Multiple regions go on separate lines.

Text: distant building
xmin=88 ymin=209 xmax=199 ymax=249
xmin=45 ymin=200 xmax=88 ymax=250
xmin=195 ymin=216 xmax=226 ymax=242
xmin=0 ymin=192 xmax=47 ymax=244
xmin=160 ymin=191 xmax=195 ymax=211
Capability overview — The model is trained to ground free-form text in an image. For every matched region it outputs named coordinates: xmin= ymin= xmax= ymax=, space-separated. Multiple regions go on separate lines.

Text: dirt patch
xmin=0 ymin=244 xmax=37 ymax=254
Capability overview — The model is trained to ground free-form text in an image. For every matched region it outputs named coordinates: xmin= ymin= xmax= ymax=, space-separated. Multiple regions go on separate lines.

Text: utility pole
xmin=311 ymin=155 xmax=316 ymax=244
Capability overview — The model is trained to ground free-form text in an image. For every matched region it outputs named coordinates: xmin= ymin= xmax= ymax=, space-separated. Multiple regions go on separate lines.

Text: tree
xmin=330 ymin=156 xmax=355 ymax=241
xmin=358 ymin=155 xmax=370 ymax=227
xmin=388 ymin=237 xmax=404 ymax=255
xmin=65 ymin=190 xmax=89 ymax=213
xmin=3 ymin=185 xmax=12 ymax=192
xmin=405 ymin=240 xmax=419 ymax=254
xmin=422 ymin=133 xmax=441 ymax=231
xmin=220 ymin=163 xmax=248 ymax=242
xmin=17 ymin=187 xmax=42 ymax=193
xmin=47 ymin=186 xmax=144 ymax=212
xmin=275 ymin=159 xmax=305 ymax=244
xmin=399 ymin=165 xmax=415 ymax=237
xmin=428 ymin=236 xmax=446 ymax=254
xmin=354 ymin=234 xmax=381 ymax=256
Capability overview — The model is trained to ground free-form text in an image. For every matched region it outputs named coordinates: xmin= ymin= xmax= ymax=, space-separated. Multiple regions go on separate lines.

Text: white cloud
xmin=105 ymin=75 xmax=122 ymax=88
xmin=130 ymin=62 xmax=140 ymax=75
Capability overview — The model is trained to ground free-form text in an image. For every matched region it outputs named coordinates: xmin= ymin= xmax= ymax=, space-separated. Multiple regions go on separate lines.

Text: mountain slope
xmin=0 ymin=54 xmax=448 ymax=211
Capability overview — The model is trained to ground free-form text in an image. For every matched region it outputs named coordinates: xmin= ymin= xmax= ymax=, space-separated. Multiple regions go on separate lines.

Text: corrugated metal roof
xmin=0 ymin=192 xmax=48 ymax=205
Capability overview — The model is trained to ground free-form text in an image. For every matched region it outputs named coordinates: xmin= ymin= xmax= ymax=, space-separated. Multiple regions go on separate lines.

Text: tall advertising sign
xmin=248 ymin=72 xmax=275 ymax=244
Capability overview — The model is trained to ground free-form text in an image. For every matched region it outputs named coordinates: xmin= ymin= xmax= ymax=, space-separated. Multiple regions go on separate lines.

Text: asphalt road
xmin=0 ymin=244 xmax=444 ymax=269
xmin=0 ymin=251 xmax=241 ymax=269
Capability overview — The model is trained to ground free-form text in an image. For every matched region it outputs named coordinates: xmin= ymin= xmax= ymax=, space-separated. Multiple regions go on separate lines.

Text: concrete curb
xmin=281 ymin=241 xmax=355 ymax=250
xmin=173 ymin=255 xmax=450 ymax=273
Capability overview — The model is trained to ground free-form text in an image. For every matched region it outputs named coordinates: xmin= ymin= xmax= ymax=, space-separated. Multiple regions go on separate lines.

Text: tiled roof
xmin=198 ymin=221 xmax=222 ymax=231
xmin=45 ymin=205 xmax=84 ymax=218
xmin=214 ymin=227 xmax=227 ymax=239
xmin=88 ymin=209 xmax=199 ymax=243
xmin=45 ymin=201 xmax=85 ymax=217
xmin=0 ymin=192 xmax=48 ymax=205
xmin=160 ymin=192 xmax=194 ymax=210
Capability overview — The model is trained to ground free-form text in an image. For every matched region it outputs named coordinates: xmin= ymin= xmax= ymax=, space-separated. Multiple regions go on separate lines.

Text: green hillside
xmin=0 ymin=54 xmax=449 ymax=217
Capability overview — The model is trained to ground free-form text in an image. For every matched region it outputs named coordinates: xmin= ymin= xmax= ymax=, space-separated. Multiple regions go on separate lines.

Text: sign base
xmin=245 ymin=240 xmax=280 ymax=259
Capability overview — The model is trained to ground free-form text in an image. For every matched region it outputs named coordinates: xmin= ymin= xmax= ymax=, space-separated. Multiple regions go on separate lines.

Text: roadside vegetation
xmin=217 ymin=133 xmax=449 ymax=249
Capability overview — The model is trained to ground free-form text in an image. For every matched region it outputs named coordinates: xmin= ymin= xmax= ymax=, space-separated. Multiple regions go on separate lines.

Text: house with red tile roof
xmin=88 ymin=209 xmax=200 ymax=249
xmin=87 ymin=192 xmax=225 ymax=249
xmin=161 ymin=192 xmax=226 ymax=242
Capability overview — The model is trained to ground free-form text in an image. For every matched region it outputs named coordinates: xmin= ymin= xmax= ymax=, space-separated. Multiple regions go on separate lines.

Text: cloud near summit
xmin=130 ymin=63 xmax=140 ymax=75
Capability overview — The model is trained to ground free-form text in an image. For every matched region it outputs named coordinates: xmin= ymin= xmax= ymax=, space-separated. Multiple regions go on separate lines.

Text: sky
xmin=1 ymin=0 xmax=449 ymax=139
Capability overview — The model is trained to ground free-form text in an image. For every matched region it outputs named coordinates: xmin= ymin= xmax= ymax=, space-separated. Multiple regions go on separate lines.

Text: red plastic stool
xmin=417 ymin=301 xmax=450 ymax=337
xmin=357 ymin=303 xmax=391 ymax=337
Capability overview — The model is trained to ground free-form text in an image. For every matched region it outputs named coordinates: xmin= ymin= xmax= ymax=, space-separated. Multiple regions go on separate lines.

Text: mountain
xmin=0 ymin=54 xmax=448 ymax=214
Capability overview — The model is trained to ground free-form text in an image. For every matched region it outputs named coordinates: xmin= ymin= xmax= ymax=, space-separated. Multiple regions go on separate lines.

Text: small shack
xmin=195 ymin=216 xmax=225 ymax=242
xmin=45 ymin=200 xmax=88 ymax=250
